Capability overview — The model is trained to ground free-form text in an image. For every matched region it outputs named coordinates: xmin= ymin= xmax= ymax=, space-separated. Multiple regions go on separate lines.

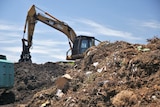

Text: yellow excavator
xmin=19 ymin=5 xmax=100 ymax=62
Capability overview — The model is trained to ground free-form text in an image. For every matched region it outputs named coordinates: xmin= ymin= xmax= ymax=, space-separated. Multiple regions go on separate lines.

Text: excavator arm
xmin=36 ymin=13 xmax=76 ymax=43
xmin=24 ymin=5 xmax=76 ymax=48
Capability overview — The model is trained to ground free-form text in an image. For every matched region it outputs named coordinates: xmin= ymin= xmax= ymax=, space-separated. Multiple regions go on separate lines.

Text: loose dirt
xmin=0 ymin=37 xmax=160 ymax=107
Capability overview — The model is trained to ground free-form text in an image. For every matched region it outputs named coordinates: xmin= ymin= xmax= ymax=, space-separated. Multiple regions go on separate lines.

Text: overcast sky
xmin=0 ymin=0 xmax=160 ymax=63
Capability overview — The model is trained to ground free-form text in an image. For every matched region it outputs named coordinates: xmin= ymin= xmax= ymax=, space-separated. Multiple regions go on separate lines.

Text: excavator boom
xmin=24 ymin=5 xmax=76 ymax=47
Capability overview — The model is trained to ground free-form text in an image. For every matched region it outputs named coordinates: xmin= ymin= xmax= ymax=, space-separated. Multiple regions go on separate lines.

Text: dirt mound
xmin=0 ymin=62 xmax=71 ymax=106
xmin=26 ymin=37 xmax=160 ymax=107
xmin=0 ymin=37 xmax=160 ymax=107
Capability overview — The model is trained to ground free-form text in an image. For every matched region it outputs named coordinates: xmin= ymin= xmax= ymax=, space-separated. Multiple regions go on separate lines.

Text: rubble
xmin=0 ymin=37 xmax=160 ymax=107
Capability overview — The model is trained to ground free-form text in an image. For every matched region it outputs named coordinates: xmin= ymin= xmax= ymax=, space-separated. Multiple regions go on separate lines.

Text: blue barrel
xmin=0 ymin=59 xmax=14 ymax=89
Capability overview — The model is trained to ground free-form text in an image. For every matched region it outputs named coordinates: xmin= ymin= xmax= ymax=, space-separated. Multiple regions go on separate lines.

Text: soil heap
xmin=0 ymin=62 xmax=72 ymax=106
xmin=0 ymin=37 xmax=160 ymax=107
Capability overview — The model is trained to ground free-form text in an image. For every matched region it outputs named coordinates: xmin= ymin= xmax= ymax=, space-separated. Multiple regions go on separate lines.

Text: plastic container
xmin=0 ymin=59 xmax=14 ymax=89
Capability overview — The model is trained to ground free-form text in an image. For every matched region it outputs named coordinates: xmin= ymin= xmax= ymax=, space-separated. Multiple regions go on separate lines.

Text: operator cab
xmin=67 ymin=35 xmax=95 ymax=60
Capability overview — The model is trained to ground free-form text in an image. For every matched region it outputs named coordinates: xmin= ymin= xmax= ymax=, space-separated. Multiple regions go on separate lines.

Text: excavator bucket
xmin=19 ymin=39 xmax=32 ymax=62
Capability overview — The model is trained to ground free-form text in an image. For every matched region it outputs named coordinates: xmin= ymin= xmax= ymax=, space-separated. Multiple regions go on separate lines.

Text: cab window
xmin=81 ymin=40 xmax=88 ymax=48
xmin=80 ymin=39 xmax=88 ymax=53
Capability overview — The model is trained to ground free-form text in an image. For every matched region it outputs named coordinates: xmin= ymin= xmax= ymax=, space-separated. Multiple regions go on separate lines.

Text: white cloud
xmin=141 ymin=20 xmax=160 ymax=29
xmin=0 ymin=31 xmax=21 ymax=39
xmin=30 ymin=40 xmax=69 ymax=57
xmin=30 ymin=45 xmax=67 ymax=63
xmin=50 ymin=54 xmax=66 ymax=60
xmin=0 ymin=39 xmax=19 ymax=44
xmin=31 ymin=45 xmax=65 ymax=54
xmin=75 ymin=19 xmax=141 ymax=40
xmin=0 ymin=46 xmax=21 ymax=62
xmin=0 ymin=20 xmax=59 ymax=37
xmin=76 ymin=31 xmax=94 ymax=36
xmin=31 ymin=48 xmax=50 ymax=54
xmin=33 ymin=39 xmax=68 ymax=47
xmin=1 ymin=46 xmax=21 ymax=53
xmin=3 ymin=53 xmax=19 ymax=63
xmin=0 ymin=23 xmax=22 ymax=31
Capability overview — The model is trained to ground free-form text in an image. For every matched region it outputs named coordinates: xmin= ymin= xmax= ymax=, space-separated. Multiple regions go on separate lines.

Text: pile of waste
xmin=0 ymin=62 xmax=72 ymax=106
xmin=0 ymin=37 xmax=159 ymax=107
xmin=26 ymin=37 xmax=160 ymax=107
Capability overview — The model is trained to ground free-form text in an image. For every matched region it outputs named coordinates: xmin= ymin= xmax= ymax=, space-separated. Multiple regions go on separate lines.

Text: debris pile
xmin=0 ymin=62 xmax=71 ymax=105
xmin=26 ymin=37 xmax=160 ymax=107
xmin=0 ymin=37 xmax=160 ymax=107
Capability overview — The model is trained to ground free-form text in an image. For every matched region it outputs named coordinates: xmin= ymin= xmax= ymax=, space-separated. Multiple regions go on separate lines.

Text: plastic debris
xmin=93 ymin=62 xmax=99 ymax=67
xmin=55 ymin=89 xmax=64 ymax=98
xmin=97 ymin=68 xmax=103 ymax=73
xmin=97 ymin=66 xmax=106 ymax=73
xmin=137 ymin=46 xmax=143 ymax=51
xmin=151 ymin=95 xmax=157 ymax=100
xmin=85 ymin=71 xmax=92 ymax=76
xmin=137 ymin=46 xmax=150 ymax=52
xmin=40 ymin=100 xmax=50 ymax=107
xmin=62 ymin=74 xmax=72 ymax=80
xmin=142 ymin=48 xmax=150 ymax=52
xmin=98 ymin=80 xmax=109 ymax=87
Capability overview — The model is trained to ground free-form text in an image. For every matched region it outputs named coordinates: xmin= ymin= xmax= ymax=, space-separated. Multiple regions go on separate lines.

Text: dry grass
xmin=112 ymin=90 xmax=137 ymax=107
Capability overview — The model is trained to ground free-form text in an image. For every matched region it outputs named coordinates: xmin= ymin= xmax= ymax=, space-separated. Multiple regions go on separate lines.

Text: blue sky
xmin=0 ymin=0 xmax=160 ymax=63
